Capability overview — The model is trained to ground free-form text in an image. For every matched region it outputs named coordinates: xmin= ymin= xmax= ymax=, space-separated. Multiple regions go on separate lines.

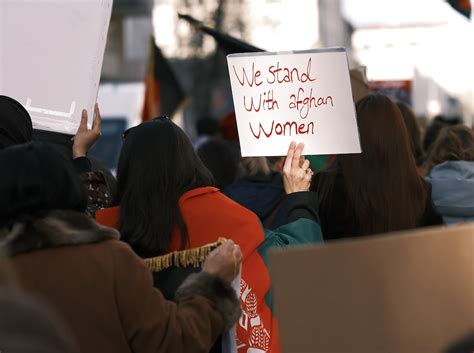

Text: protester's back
xmin=224 ymin=157 xmax=287 ymax=229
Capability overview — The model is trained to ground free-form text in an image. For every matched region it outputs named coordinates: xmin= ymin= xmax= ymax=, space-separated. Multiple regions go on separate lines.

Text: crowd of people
xmin=0 ymin=89 xmax=473 ymax=352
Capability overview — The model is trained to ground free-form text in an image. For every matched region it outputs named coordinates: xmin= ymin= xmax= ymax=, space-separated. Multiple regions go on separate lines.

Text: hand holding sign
xmin=283 ymin=141 xmax=313 ymax=194
xmin=72 ymin=104 xmax=102 ymax=158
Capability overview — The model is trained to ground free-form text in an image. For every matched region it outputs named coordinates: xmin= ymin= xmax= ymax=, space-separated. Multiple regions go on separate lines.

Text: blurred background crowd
xmin=92 ymin=0 xmax=473 ymax=173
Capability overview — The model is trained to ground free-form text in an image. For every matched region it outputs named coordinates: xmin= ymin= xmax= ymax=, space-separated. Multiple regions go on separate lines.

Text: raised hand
xmin=282 ymin=141 xmax=313 ymax=194
xmin=72 ymin=103 xmax=101 ymax=158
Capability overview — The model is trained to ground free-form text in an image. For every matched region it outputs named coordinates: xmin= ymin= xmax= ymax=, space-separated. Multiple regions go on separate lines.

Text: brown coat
xmin=2 ymin=211 xmax=240 ymax=353
xmin=0 ymin=289 xmax=79 ymax=353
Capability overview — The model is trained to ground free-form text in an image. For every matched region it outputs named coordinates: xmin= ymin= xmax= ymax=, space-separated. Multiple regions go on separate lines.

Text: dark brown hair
xmin=424 ymin=125 xmax=474 ymax=174
xmin=396 ymin=102 xmax=424 ymax=163
xmin=319 ymin=94 xmax=427 ymax=236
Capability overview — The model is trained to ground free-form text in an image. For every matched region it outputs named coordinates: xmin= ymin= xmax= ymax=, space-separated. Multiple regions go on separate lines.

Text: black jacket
xmin=224 ymin=172 xmax=287 ymax=229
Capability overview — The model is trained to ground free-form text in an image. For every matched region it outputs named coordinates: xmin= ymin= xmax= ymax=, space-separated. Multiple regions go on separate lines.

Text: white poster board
xmin=227 ymin=48 xmax=361 ymax=157
xmin=0 ymin=0 xmax=113 ymax=135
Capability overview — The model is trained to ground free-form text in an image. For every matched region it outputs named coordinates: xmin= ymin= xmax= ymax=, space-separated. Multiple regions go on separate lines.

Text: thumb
xmin=233 ymin=245 xmax=242 ymax=264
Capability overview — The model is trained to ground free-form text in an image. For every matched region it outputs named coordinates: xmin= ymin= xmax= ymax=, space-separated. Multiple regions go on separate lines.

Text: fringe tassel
xmin=144 ymin=238 xmax=226 ymax=272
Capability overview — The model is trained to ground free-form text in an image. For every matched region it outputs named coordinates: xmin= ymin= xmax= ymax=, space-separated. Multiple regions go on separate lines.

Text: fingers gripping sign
xmin=283 ymin=141 xmax=313 ymax=194
xmin=72 ymin=103 xmax=102 ymax=158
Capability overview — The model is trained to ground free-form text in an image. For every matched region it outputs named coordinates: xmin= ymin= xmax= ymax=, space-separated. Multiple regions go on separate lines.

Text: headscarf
xmin=0 ymin=95 xmax=33 ymax=149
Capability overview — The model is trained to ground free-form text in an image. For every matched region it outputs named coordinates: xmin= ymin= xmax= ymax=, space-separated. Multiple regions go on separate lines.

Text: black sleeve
xmin=72 ymin=156 xmax=92 ymax=174
xmin=281 ymin=191 xmax=320 ymax=224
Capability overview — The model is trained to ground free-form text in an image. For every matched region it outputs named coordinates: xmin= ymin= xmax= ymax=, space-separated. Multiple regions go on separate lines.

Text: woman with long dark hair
xmin=0 ymin=142 xmax=242 ymax=353
xmin=115 ymin=118 xmax=216 ymax=256
xmin=96 ymin=117 xmax=323 ymax=353
xmin=313 ymin=94 xmax=443 ymax=240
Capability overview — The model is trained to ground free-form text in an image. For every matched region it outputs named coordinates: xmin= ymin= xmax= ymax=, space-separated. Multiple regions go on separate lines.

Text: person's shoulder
xmin=181 ymin=186 xmax=261 ymax=224
xmin=90 ymin=239 xmax=140 ymax=263
xmin=98 ymin=239 xmax=137 ymax=256
xmin=210 ymin=190 xmax=262 ymax=225
xmin=94 ymin=240 xmax=151 ymax=280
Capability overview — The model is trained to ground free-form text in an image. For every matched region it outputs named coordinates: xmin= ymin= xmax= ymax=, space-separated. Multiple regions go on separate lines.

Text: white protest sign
xmin=227 ymin=48 xmax=361 ymax=157
xmin=0 ymin=0 xmax=112 ymax=135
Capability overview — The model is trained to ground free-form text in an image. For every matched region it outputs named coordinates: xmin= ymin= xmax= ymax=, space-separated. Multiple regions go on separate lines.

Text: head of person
xmin=195 ymin=117 xmax=219 ymax=137
xmin=237 ymin=156 xmax=284 ymax=178
xmin=424 ymin=125 xmax=474 ymax=174
xmin=266 ymin=156 xmax=285 ymax=172
xmin=116 ymin=118 xmax=215 ymax=257
xmin=396 ymin=102 xmax=424 ymax=164
xmin=237 ymin=157 xmax=272 ymax=178
xmin=0 ymin=142 xmax=87 ymax=229
xmin=422 ymin=114 xmax=462 ymax=156
xmin=0 ymin=95 xmax=33 ymax=149
xmin=196 ymin=138 xmax=237 ymax=189
xmin=320 ymin=94 xmax=427 ymax=236
xmin=219 ymin=112 xmax=239 ymax=142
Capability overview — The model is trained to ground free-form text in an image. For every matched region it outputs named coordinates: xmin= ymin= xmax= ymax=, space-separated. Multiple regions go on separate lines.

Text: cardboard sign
xmin=0 ymin=0 xmax=112 ymax=135
xmin=270 ymin=224 xmax=474 ymax=353
xmin=227 ymin=48 xmax=361 ymax=157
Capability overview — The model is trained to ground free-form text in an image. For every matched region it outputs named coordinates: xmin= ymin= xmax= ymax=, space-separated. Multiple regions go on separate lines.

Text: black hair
xmin=196 ymin=138 xmax=237 ymax=188
xmin=0 ymin=142 xmax=87 ymax=228
xmin=423 ymin=115 xmax=462 ymax=155
xmin=195 ymin=117 xmax=219 ymax=136
xmin=116 ymin=119 xmax=215 ymax=257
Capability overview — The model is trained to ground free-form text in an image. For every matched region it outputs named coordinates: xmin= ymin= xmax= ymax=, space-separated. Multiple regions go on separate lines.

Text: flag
xmin=142 ymin=38 xmax=186 ymax=121
xmin=447 ymin=0 xmax=471 ymax=19
xmin=178 ymin=13 xmax=264 ymax=55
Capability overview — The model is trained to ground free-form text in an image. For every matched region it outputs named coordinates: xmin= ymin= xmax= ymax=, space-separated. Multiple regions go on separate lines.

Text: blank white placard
xmin=0 ymin=0 xmax=113 ymax=134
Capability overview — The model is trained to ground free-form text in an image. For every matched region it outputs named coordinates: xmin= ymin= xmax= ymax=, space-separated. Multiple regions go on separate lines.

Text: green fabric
xmin=306 ymin=155 xmax=329 ymax=173
xmin=257 ymin=218 xmax=324 ymax=310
